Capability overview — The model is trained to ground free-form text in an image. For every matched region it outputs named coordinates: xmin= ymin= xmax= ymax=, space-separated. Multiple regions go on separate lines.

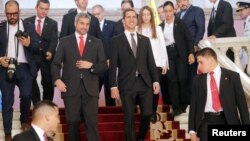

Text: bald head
xmin=32 ymin=100 xmax=58 ymax=120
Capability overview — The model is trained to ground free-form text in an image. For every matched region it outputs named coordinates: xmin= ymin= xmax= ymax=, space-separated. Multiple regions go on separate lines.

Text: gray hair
xmin=92 ymin=4 xmax=104 ymax=12
xmin=74 ymin=12 xmax=90 ymax=23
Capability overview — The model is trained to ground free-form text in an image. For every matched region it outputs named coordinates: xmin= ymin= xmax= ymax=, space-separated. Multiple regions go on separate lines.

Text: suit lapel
xmin=201 ymin=74 xmax=208 ymax=108
xmin=219 ymin=68 xmax=228 ymax=100
xmin=121 ymin=33 xmax=135 ymax=59
xmin=41 ymin=17 xmax=49 ymax=37
xmin=70 ymin=34 xmax=81 ymax=58
xmin=215 ymin=0 xmax=223 ymax=20
xmin=136 ymin=33 xmax=142 ymax=58
xmin=30 ymin=127 xmax=41 ymax=141
xmin=182 ymin=5 xmax=192 ymax=20
xmin=82 ymin=35 xmax=92 ymax=57
xmin=102 ymin=20 xmax=107 ymax=34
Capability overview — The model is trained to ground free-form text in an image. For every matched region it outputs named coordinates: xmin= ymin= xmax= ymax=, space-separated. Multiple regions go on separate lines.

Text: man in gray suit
xmin=51 ymin=13 xmax=108 ymax=141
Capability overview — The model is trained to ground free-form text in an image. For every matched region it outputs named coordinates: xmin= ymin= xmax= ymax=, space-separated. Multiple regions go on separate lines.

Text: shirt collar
xmin=31 ymin=124 xmax=45 ymax=140
xmin=124 ymin=30 xmax=137 ymax=36
xmin=75 ymin=32 xmax=87 ymax=39
xmin=100 ymin=19 xmax=104 ymax=25
xmin=210 ymin=65 xmax=221 ymax=75
xmin=245 ymin=15 xmax=250 ymax=23
xmin=36 ymin=16 xmax=45 ymax=23
xmin=213 ymin=0 xmax=220 ymax=10
xmin=77 ymin=8 xmax=88 ymax=14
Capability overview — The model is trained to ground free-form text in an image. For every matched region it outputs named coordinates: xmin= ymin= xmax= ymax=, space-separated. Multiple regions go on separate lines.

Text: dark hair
xmin=121 ymin=0 xmax=134 ymax=8
xmin=122 ymin=8 xmax=137 ymax=19
xmin=36 ymin=0 xmax=50 ymax=7
xmin=158 ymin=5 xmax=164 ymax=9
xmin=5 ymin=0 xmax=19 ymax=9
xmin=196 ymin=47 xmax=217 ymax=61
xmin=137 ymin=6 xmax=157 ymax=39
xmin=163 ymin=1 xmax=175 ymax=9
xmin=32 ymin=100 xmax=58 ymax=119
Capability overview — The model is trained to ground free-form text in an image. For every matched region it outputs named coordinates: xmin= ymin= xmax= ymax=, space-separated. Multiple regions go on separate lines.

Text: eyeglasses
xmin=6 ymin=12 xmax=19 ymax=17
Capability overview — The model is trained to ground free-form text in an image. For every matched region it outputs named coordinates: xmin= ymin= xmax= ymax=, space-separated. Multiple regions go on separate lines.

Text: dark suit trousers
xmin=99 ymin=70 xmax=115 ymax=106
xmin=63 ymin=80 xmax=100 ymax=141
xmin=120 ymin=76 xmax=153 ymax=141
xmin=166 ymin=46 xmax=188 ymax=111
xmin=32 ymin=54 xmax=54 ymax=104
xmin=0 ymin=64 xmax=33 ymax=135
xmin=198 ymin=113 xmax=227 ymax=141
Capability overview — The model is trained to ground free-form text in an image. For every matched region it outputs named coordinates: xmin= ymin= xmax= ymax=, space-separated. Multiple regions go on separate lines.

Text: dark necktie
xmin=79 ymin=36 xmax=85 ymax=57
xmin=210 ymin=72 xmax=221 ymax=111
xmin=211 ymin=7 xmax=215 ymax=22
xmin=36 ymin=19 xmax=42 ymax=36
xmin=130 ymin=33 xmax=137 ymax=57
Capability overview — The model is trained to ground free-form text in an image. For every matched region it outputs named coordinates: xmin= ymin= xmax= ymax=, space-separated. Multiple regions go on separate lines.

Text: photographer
xmin=0 ymin=1 xmax=39 ymax=141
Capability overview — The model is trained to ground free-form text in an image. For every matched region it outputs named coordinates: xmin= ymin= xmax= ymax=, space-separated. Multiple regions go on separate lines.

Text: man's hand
xmin=153 ymin=83 xmax=160 ymax=94
xmin=45 ymin=51 xmax=53 ymax=61
xmin=19 ymin=36 xmax=31 ymax=47
xmin=161 ymin=66 xmax=167 ymax=74
xmin=107 ymin=60 xmax=110 ymax=68
xmin=55 ymin=79 xmax=67 ymax=92
xmin=208 ymin=35 xmax=216 ymax=39
xmin=76 ymin=60 xmax=93 ymax=69
xmin=111 ymin=88 xmax=120 ymax=99
xmin=190 ymin=133 xmax=199 ymax=141
xmin=0 ymin=57 xmax=9 ymax=68
xmin=188 ymin=53 xmax=195 ymax=64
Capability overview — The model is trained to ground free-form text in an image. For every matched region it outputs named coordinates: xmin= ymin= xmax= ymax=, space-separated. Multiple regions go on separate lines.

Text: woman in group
xmin=137 ymin=6 xmax=169 ymax=122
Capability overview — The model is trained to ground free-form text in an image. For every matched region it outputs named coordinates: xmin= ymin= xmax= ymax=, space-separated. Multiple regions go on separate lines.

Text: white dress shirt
xmin=124 ymin=30 xmax=138 ymax=48
xmin=75 ymin=32 xmax=87 ymax=50
xmin=7 ymin=19 xmax=28 ymax=63
xmin=139 ymin=26 xmax=169 ymax=69
xmin=204 ymin=65 xmax=223 ymax=112
xmin=163 ymin=19 xmax=175 ymax=46
xmin=35 ymin=16 xmax=45 ymax=34
xmin=99 ymin=19 xmax=104 ymax=31
xmin=32 ymin=124 xmax=46 ymax=141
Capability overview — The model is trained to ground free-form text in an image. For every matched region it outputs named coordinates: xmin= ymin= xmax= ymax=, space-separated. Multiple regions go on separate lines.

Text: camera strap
xmin=5 ymin=20 xmax=20 ymax=61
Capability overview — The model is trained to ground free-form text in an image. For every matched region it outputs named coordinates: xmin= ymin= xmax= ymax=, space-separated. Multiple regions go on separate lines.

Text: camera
xmin=6 ymin=58 xmax=17 ymax=81
xmin=15 ymin=30 xmax=29 ymax=38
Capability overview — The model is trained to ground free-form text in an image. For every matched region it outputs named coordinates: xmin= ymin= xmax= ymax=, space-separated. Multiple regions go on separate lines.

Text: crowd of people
xmin=0 ymin=0 xmax=249 ymax=141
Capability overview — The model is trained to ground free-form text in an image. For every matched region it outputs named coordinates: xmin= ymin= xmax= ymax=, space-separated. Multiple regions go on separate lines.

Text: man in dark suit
xmin=188 ymin=48 xmax=250 ymax=141
xmin=207 ymin=0 xmax=236 ymax=61
xmin=60 ymin=0 xmax=103 ymax=40
xmin=51 ymin=13 xmax=108 ymax=141
xmin=92 ymin=4 xmax=115 ymax=106
xmin=25 ymin=0 xmax=58 ymax=104
xmin=109 ymin=9 xmax=160 ymax=141
xmin=159 ymin=1 xmax=195 ymax=116
xmin=176 ymin=0 xmax=205 ymax=110
xmin=13 ymin=100 xmax=59 ymax=141
xmin=113 ymin=0 xmax=134 ymax=36
xmin=0 ymin=1 xmax=39 ymax=141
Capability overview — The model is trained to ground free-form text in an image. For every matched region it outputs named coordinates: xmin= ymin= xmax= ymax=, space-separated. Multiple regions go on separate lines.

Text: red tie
xmin=79 ymin=36 xmax=85 ymax=56
xmin=43 ymin=133 xmax=48 ymax=141
xmin=36 ymin=19 xmax=42 ymax=36
xmin=210 ymin=72 xmax=221 ymax=111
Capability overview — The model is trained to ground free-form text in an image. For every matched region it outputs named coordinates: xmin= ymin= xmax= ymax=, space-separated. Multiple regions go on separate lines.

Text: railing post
xmin=232 ymin=47 xmax=243 ymax=71
xmin=246 ymin=46 xmax=250 ymax=75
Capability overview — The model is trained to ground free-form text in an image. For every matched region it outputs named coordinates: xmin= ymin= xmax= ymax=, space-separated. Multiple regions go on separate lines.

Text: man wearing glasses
xmin=0 ymin=1 xmax=39 ymax=141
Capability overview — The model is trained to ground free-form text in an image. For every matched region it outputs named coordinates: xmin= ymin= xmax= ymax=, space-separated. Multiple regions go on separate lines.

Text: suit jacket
xmin=207 ymin=0 xmax=236 ymax=37
xmin=101 ymin=19 xmax=115 ymax=59
xmin=13 ymin=127 xmax=53 ymax=141
xmin=51 ymin=34 xmax=108 ymax=98
xmin=113 ymin=19 xmax=124 ymax=36
xmin=109 ymin=33 xmax=159 ymax=91
xmin=24 ymin=16 xmax=58 ymax=56
xmin=0 ymin=20 xmax=39 ymax=77
xmin=59 ymin=11 xmax=103 ymax=40
xmin=176 ymin=5 xmax=205 ymax=45
xmin=189 ymin=68 xmax=250 ymax=133
xmin=159 ymin=18 xmax=194 ymax=63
